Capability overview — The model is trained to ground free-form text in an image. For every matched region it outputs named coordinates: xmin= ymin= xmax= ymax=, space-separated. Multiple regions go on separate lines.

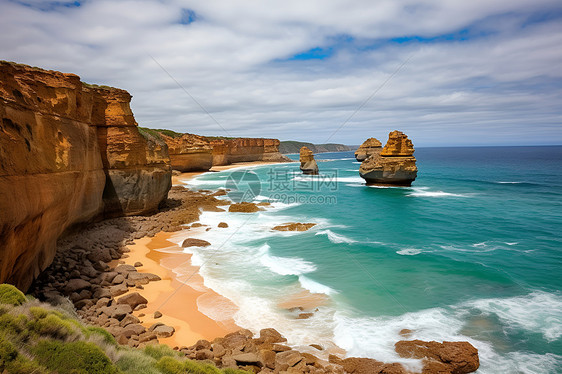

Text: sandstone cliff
xmin=359 ymin=131 xmax=417 ymax=186
xmin=0 ymin=61 xmax=171 ymax=290
xmin=299 ymin=146 xmax=319 ymax=175
xmin=209 ymin=137 xmax=291 ymax=166
xmin=155 ymin=131 xmax=291 ymax=171
xmin=158 ymin=132 xmax=212 ymax=172
xmin=354 ymin=137 xmax=382 ymax=162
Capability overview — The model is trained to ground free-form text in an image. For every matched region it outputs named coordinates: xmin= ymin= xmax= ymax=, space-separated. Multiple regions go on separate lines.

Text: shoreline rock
xmin=354 ymin=137 xmax=382 ymax=162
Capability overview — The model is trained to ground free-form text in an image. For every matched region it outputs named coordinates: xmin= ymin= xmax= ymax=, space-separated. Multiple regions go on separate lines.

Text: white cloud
xmin=0 ymin=0 xmax=561 ymax=145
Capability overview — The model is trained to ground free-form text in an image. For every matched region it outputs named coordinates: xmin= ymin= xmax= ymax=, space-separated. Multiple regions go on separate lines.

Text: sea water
xmin=175 ymin=146 xmax=562 ymax=373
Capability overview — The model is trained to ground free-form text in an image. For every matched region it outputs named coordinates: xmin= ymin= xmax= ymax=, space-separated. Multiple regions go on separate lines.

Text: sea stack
xmin=299 ymin=146 xmax=319 ymax=175
xmin=355 ymin=137 xmax=382 ymax=161
xmin=359 ymin=131 xmax=417 ymax=186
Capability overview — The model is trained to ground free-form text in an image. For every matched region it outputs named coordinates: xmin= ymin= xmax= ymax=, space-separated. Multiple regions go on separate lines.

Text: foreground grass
xmin=0 ymin=284 xmax=249 ymax=374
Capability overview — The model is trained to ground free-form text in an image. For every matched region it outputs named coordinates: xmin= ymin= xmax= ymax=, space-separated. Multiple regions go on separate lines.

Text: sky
xmin=1 ymin=0 xmax=561 ymax=146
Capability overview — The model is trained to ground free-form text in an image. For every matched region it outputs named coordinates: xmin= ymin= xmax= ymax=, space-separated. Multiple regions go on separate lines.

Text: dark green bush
xmin=28 ymin=313 xmax=78 ymax=339
xmin=182 ymin=360 xmax=222 ymax=374
xmin=0 ymin=284 xmax=26 ymax=306
xmin=33 ymin=340 xmax=120 ymax=374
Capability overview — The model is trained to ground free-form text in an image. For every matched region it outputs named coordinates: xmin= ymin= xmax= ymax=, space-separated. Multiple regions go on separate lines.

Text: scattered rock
xmin=218 ymin=222 xmax=229 ymax=228
xmin=153 ymin=324 xmax=175 ymax=338
xmin=182 ymin=238 xmax=211 ymax=247
xmin=395 ymin=340 xmax=479 ymax=374
xmin=272 ymin=223 xmax=316 ymax=232
xmin=65 ymin=279 xmax=90 ymax=293
xmin=154 ymin=311 xmax=162 ymax=319
xmin=134 ymin=262 xmax=143 ymax=267
xmin=228 ymin=202 xmax=260 ymax=213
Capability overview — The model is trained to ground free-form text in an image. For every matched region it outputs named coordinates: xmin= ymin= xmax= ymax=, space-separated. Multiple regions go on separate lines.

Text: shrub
xmin=155 ymin=356 xmax=188 ymax=374
xmin=0 ymin=284 xmax=26 ymax=306
xmin=116 ymin=349 xmax=159 ymax=374
xmin=182 ymin=360 xmax=222 ymax=374
xmin=0 ymin=336 xmax=47 ymax=374
xmin=144 ymin=344 xmax=182 ymax=360
xmin=86 ymin=326 xmax=118 ymax=346
xmin=33 ymin=340 xmax=120 ymax=374
xmin=28 ymin=313 xmax=78 ymax=339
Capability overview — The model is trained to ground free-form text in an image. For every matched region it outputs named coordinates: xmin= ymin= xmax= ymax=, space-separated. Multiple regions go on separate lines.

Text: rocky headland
xmin=359 ymin=131 xmax=418 ymax=186
xmin=0 ymin=62 xmax=478 ymax=374
xmin=299 ymin=146 xmax=319 ymax=175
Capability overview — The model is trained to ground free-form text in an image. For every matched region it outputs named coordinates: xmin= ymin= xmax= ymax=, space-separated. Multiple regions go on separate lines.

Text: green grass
xmin=33 ymin=340 xmax=120 ymax=374
xmin=0 ymin=284 xmax=26 ymax=306
xmin=0 ymin=283 xmax=249 ymax=374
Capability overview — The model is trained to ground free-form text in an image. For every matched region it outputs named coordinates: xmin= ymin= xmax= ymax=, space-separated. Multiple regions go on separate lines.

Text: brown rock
xmin=134 ymin=262 xmax=143 ymax=267
xmin=218 ymin=222 xmax=229 ymax=228
xmin=153 ymin=311 xmax=163 ymax=319
xmin=275 ymin=350 xmax=302 ymax=368
xmin=359 ymin=131 xmax=417 ymax=186
xmin=259 ymin=328 xmax=287 ymax=343
xmin=299 ymin=147 xmax=319 ymax=175
xmin=338 ymin=357 xmax=407 ymax=374
xmin=272 ymin=223 xmax=316 ymax=232
xmin=309 ymin=344 xmax=323 ymax=351
xmin=117 ymin=292 xmax=148 ymax=309
xmin=355 ymin=138 xmax=382 ymax=162
xmin=229 ymin=202 xmax=260 ymax=213
xmin=115 ymin=264 xmax=137 ymax=274
xmin=182 ymin=238 xmax=211 ymax=247
xmin=232 ymin=352 xmax=262 ymax=366
xmin=65 ymin=278 xmax=91 ymax=293
xmin=153 ymin=324 xmax=175 ymax=338
xmin=395 ymin=340 xmax=479 ymax=374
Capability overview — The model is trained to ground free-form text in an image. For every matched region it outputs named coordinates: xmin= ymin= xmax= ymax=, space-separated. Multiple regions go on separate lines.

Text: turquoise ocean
xmin=176 ymin=146 xmax=562 ymax=373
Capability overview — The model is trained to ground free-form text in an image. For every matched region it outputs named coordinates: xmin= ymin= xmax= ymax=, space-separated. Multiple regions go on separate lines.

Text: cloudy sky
xmin=1 ymin=0 xmax=561 ymax=146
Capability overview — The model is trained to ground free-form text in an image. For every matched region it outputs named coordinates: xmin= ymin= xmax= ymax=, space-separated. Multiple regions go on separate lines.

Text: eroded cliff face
xmin=93 ymin=88 xmax=171 ymax=217
xmin=0 ymin=61 xmax=171 ymax=290
xmin=160 ymin=133 xmax=213 ymax=172
xmin=160 ymin=134 xmax=290 ymax=171
xmin=209 ymin=138 xmax=290 ymax=166
xmin=359 ymin=131 xmax=417 ymax=186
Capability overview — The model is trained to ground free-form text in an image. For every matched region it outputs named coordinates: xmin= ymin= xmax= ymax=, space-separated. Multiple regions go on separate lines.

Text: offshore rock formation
xmin=159 ymin=133 xmax=213 ymax=172
xmin=359 ymin=131 xmax=417 ymax=186
xmin=209 ymin=138 xmax=291 ymax=167
xmin=299 ymin=146 xmax=319 ymax=175
xmin=0 ymin=61 xmax=171 ymax=290
xmin=395 ymin=340 xmax=480 ymax=374
xmin=354 ymin=137 xmax=382 ymax=162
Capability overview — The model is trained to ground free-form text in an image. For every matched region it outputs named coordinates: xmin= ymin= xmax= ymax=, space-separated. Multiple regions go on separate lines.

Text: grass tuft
xmin=0 ymin=284 xmax=26 ymax=306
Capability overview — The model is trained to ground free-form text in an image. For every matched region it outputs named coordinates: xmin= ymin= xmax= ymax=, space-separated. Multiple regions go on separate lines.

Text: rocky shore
xmin=28 ymin=185 xmax=479 ymax=374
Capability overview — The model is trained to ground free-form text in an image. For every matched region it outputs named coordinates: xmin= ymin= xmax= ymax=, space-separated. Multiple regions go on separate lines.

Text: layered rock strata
xmin=354 ymin=137 xmax=382 ymax=162
xmin=299 ymin=146 xmax=319 ymax=175
xmin=160 ymin=133 xmax=213 ymax=172
xmin=359 ymin=131 xmax=417 ymax=186
xmin=0 ymin=61 xmax=170 ymax=290
xmin=209 ymin=137 xmax=291 ymax=166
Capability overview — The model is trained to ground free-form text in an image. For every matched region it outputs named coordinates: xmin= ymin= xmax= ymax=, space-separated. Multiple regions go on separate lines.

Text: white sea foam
xmin=460 ymin=291 xmax=562 ymax=342
xmin=259 ymin=244 xmax=317 ymax=276
xmin=396 ymin=248 xmax=423 ymax=256
xmin=408 ymin=188 xmax=469 ymax=198
xmin=315 ymin=230 xmax=357 ymax=244
xmin=298 ymin=275 xmax=337 ymax=295
xmin=334 ymin=176 xmax=365 ymax=183
xmin=496 ymin=181 xmax=524 ymax=184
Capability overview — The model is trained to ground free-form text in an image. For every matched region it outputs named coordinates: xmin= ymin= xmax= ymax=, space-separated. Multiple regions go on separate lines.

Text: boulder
xmin=395 ymin=340 xmax=479 ymax=374
xmin=65 ymin=279 xmax=91 ymax=293
xmin=229 ymin=202 xmax=260 ymax=213
xmin=359 ymin=131 xmax=417 ymax=186
xmin=272 ymin=223 xmax=316 ymax=232
xmin=117 ymin=292 xmax=148 ymax=309
xmin=354 ymin=137 xmax=382 ymax=162
xmin=299 ymin=147 xmax=319 ymax=175
xmin=153 ymin=324 xmax=175 ymax=338
xmin=181 ymin=238 xmax=211 ymax=247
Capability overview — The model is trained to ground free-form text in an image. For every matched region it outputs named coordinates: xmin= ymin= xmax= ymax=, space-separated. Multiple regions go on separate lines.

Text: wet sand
xmin=117 ymin=231 xmax=239 ymax=347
